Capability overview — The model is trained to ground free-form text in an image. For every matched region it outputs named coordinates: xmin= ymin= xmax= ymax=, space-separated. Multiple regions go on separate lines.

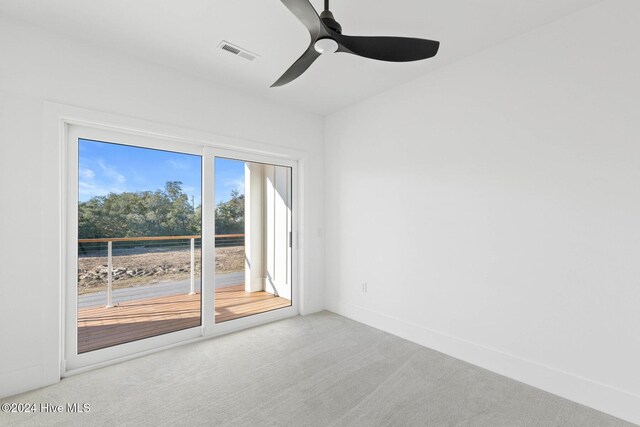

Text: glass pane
xmin=214 ymin=157 xmax=292 ymax=323
xmin=77 ymin=139 xmax=202 ymax=353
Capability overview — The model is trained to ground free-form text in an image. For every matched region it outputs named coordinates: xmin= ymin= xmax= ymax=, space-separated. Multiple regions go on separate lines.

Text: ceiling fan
xmin=272 ymin=0 xmax=440 ymax=87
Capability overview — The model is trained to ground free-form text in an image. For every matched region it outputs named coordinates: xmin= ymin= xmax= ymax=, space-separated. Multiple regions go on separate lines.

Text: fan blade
xmin=279 ymin=0 xmax=323 ymax=39
xmin=334 ymin=34 xmax=440 ymax=62
xmin=271 ymin=45 xmax=321 ymax=87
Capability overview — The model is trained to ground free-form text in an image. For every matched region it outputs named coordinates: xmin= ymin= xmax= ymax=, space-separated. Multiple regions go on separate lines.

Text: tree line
xmin=78 ymin=181 xmax=244 ymax=239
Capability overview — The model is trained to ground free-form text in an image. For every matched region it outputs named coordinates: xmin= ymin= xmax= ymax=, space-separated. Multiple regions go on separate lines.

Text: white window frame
xmin=50 ymin=103 xmax=304 ymax=375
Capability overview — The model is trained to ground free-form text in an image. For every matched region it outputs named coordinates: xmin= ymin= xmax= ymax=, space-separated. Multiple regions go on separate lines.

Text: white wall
xmin=324 ymin=0 xmax=640 ymax=424
xmin=0 ymin=17 xmax=324 ymax=398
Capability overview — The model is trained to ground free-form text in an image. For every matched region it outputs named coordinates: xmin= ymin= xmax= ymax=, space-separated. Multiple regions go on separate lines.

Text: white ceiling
xmin=0 ymin=0 xmax=601 ymax=115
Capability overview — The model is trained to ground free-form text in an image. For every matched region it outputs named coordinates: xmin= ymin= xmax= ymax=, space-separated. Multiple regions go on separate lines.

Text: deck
xmin=77 ymin=285 xmax=291 ymax=353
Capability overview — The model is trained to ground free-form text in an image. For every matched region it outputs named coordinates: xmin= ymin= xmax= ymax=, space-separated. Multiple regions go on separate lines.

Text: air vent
xmin=221 ymin=44 xmax=240 ymax=55
xmin=218 ymin=41 xmax=258 ymax=61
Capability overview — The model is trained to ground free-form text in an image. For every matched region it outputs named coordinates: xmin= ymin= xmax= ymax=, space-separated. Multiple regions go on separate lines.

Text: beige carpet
xmin=0 ymin=312 xmax=633 ymax=426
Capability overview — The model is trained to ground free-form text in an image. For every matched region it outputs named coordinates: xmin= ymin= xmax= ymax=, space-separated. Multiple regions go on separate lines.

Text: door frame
xmin=54 ymin=104 xmax=303 ymax=375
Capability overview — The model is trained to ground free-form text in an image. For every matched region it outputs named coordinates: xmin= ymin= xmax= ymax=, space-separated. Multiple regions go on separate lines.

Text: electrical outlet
xmin=361 ymin=282 xmax=367 ymax=293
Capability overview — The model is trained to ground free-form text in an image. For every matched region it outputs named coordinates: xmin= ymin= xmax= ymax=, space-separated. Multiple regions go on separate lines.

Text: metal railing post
xmin=75 ymin=235 xmax=246 ymax=304
xmin=106 ymin=240 xmax=113 ymax=308
xmin=189 ymin=238 xmax=196 ymax=295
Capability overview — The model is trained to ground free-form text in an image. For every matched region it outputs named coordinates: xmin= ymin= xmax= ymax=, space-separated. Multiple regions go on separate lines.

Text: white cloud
xmin=225 ymin=178 xmax=245 ymax=194
xmin=167 ymin=159 xmax=189 ymax=170
xmin=79 ymin=167 xmax=95 ymax=179
xmin=78 ymin=181 xmax=125 ymax=198
xmin=98 ymin=160 xmax=126 ymax=184
xmin=78 ymin=160 xmax=127 ymax=200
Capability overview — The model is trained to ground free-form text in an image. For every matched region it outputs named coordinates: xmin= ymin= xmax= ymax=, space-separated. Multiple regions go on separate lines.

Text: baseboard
xmin=328 ymin=302 xmax=640 ymax=426
xmin=0 ymin=364 xmax=57 ymax=400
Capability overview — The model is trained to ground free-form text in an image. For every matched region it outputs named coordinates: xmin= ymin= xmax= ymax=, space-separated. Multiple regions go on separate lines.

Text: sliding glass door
xmin=65 ymin=125 xmax=296 ymax=371
xmin=213 ymin=157 xmax=293 ymax=323
xmin=75 ymin=139 xmax=203 ymax=353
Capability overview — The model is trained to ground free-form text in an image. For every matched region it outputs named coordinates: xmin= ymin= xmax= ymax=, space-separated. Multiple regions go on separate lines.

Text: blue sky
xmin=78 ymin=139 xmax=244 ymax=205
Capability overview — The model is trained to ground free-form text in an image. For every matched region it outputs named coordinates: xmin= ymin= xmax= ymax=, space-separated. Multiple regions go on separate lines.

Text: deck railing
xmin=78 ymin=234 xmax=244 ymax=308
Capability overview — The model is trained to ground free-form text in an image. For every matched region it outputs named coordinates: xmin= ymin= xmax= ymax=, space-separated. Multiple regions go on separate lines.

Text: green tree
xmin=215 ymin=189 xmax=244 ymax=234
xmin=78 ymin=181 xmax=201 ymax=239
xmin=78 ymin=182 xmax=247 ymax=239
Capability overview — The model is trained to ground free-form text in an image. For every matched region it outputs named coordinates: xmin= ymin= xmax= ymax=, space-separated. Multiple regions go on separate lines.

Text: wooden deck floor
xmin=78 ymin=285 xmax=291 ymax=353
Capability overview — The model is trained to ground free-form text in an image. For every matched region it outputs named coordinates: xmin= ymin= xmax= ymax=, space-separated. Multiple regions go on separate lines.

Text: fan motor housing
xmin=320 ymin=10 xmax=342 ymax=34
